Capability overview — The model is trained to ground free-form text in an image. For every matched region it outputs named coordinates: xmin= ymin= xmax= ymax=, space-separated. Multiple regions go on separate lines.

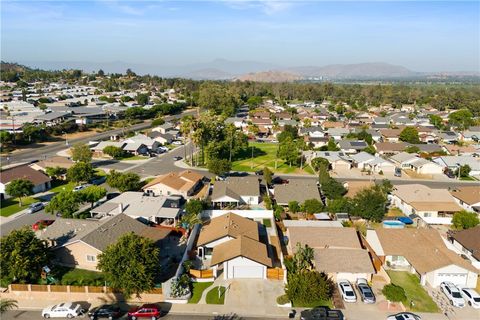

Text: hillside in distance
xmin=235 ymin=70 xmax=301 ymax=82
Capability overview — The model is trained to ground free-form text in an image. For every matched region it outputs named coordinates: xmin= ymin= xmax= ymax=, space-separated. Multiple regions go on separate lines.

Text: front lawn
xmin=48 ymin=266 xmax=105 ymax=286
xmin=0 ymin=197 xmax=38 ymax=217
xmin=205 ymin=286 xmax=226 ymax=304
xmin=262 ymin=218 xmax=272 ymax=227
xmin=231 ymin=142 xmax=314 ymax=175
xmin=49 ymin=180 xmax=76 ymax=193
xmin=117 ymin=155 xmax=149 ymax=161
xmin=387 ymin=271 xmax=439 ymax=313
xmin=188 ymin=281 xmax=213 ymax=303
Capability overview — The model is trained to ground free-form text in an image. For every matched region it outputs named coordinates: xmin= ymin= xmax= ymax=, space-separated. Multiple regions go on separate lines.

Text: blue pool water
xmin=383 ymin=220 xmax=405 ymax=229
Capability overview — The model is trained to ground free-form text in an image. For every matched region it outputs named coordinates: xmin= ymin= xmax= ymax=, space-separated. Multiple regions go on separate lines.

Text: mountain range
xmin=17 ymin=59 xmax=480 ymax=81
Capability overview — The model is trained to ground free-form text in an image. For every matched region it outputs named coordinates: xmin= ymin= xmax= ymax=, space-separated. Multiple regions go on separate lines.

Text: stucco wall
xmin=54 ymin=241 xmax=102 ymax=271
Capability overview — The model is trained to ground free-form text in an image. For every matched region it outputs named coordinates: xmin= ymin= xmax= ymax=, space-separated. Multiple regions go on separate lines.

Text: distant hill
xmin=287 ymin=62 xmax=417 ymax=79
xmin=235 ymin=70 xmax=301 ymax=82
xmin=182 ymin=68 xmax=233 ymax=80
xmin=1 ymin=61 xmax=30 ymax=73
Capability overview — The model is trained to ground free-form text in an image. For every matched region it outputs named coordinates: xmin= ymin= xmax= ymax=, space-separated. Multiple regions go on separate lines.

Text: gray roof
xmin=300 ymin=126 xmax=324 ymax=134
xmin=34 ymin=111 xmax=70 ymax=121
xmin=91 ymin=141 xmax=126 ymax=151
xmin=349 ymin=152 xmax=375 ymax=164
xmin=338 ymin=140 xmax=368 ymax=150
xmin=274 ymin=181 xmax=320 ymax=205
xmin=407 ymin=143 xmax=443 ymax=153
xmin=123 ymin=141 xmax=146 ymax=151
xmin=211 ymin=176 xmax=260 ymax=202
xmin=390 ymin=152 xmax=418 ymax=164
xmin=37 ymin=219 xmax=101 ymax=246
xmin=81 ymin=214 xmax=147 ymax=251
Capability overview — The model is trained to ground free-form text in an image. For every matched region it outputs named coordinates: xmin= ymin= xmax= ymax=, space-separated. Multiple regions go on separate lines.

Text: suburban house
xmin=433 ymin=156 xmax=480 ymax=177
xmin=448 ymin=226 xmax=480 ymax=269
xmin=390 ymin=184 xmax=462 ymax=225
xmin=390 ymin=152 xmax=443 ymax=175
xmin=91 ymin=141 xmax=126 ymax=157
xmin=142 ymin=170 xmax=204 ymax=198
xmin=303 ymin=151 xmax=352 ymax=171
xmin=286 ymin=226 xmax=375 ymax=282
xmin=148 ymin=131 xmax=174 ymax=145
xmin=460 ymin=129 xmax=480 ymax=142
xmin=443 ymin=144 xmax=478 ymax=156
xmin=338 ymin=140 xmax=368 ymax=154
xmin=38 ymin=214 xmax=172 ymax=271
xmin=34 ymin=111 xmax=70 ymax=126
xmin=437 ymin=131 xmax=458 ymax=144
xmin=30 ymin=156 xmax=74 ymax=173
xmin=299 ymin=126 xmax=325 ymax=138
xmin=90 ymin=191 xmax=182 ymax=225
xmin=374 ymin=142 xmax=408 ymax=156
xmin=125 ymin=134 xmax=160 ymax=152
xmin=195 ymin=212 xmax=272 ymax=279
xmin=274 ymin=181 xmax=321 ymax=206
xmin=211 ymin=176 xmax=260 ymax=207
xmin=379 ymin=128 xmax=402 ymax=142
xmin=151 ymin=122 xmax=174 ymax=134
xmin=123 ymin=142 xmax=148 ymax=156
xmin=326 ymin=128 xmax=350 ymax=141
xmin=449 ymin=186 xmax=480 ymax=213
xmin=0 ymin=165 xmax=51 ymax=200
xmin=349 ymin=152 xmax=396 ymax=173
xmin=367 ymin=228 xmax=478 ymax=288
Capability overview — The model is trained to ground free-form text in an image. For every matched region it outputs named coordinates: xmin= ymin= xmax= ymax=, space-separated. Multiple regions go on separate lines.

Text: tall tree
xmin=79 ymin=185 xmax=107 ymax=208
xmin=5 ymin=179 xmax=34 ymax=207
xmin=106 ymin=170 xmax=141 ymax=192
xmin=98 ymin=233 xmax=159 ymax=298
xmin=0 ymin=228 xmax=49 ymax=283
xmin=45 ymin=166 xmax=67 ymax=180
xmin=71 ymin=143 xmax=92 ymax=163
xmin=45 ymin=190 xmax=81 ymax=217
xmin=66 ymin=162 xmax=94 ymax=184
xmin=350 ymin=186 xmax=388 ymax=222
xmin=399 ymin=127 xmax=420 ymax=144
xmin=448 ymin=109 xmax=474 ymax=130
xmin=452 ymin=210 xmax=479 ymax=230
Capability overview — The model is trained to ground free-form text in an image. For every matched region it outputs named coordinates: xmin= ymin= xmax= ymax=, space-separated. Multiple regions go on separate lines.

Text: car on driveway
xmin=337 ymin=280 xmax=356 ymax=303
xmin=440 ymin=282 xmax=465 ymax=308
xmin=42 ymin=302 xmax=85 ymax=318
xmin=173 ymin=156 xmax=182 ymax=161
xmin=127 ymin=304 xmax=161 ymax=319
xmin=300 ymin=306 xmax=344 ymax=320
xmin=88 ymin=304 xmax=121 ymax=319
xmin=386 ymin=312 xmax=421 ymax=320
xmin=32 ymin=219 xmax=55 ymax=231
xmin=27 ymin=202 xmax=44 ymax=214
xmin=460 ymin=288 xmax=480 ymax=308
xmin=356 ymin=278 xmax=375 ymax=303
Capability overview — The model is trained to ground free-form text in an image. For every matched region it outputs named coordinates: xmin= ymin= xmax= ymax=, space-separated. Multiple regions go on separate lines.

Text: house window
xmin=424 ymin=212 xmax=431 ymax=217
xmin=86 ymin=255 xmax=96 ymax=262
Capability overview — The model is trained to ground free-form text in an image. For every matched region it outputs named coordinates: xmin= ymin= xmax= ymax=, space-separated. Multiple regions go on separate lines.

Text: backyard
xmin=46 ymin=267 xmax=105 ymax=286
xmin=387 ymin=270 xmax=439 ymax=313
xmin=231 ymin=142 xmax=315 ymax=175
xmin=0 ymin=196 xmax=38 ymax=217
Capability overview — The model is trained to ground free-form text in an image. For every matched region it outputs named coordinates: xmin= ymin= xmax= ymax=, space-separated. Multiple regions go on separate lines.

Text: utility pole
xmin=251 ymin=144 xmax=254 ymax=169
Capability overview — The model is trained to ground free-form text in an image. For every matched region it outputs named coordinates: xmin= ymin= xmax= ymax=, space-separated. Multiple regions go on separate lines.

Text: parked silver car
xmin=356 ymin=278 xmax=376 ymax=304
xmin=27 ymin=202 xmax=44 ymax=214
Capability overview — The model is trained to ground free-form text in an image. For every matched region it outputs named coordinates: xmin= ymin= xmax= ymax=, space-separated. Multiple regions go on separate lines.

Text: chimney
xmin=118 ymin=203 xmax=123 ymax=214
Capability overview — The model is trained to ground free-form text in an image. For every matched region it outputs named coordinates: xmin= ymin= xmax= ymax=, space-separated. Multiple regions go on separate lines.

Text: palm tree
xmin=0 ymin=299 xmax=18 ymax=313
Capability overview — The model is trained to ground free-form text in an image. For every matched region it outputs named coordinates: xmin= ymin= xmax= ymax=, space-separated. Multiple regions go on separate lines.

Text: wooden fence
xmin=189 ymin=269 xmax=214 ymax=279
xmin=8 ymin=284 xmax=162 ymax=295
xmin=267 ymin=268 xmax=285 ymax=280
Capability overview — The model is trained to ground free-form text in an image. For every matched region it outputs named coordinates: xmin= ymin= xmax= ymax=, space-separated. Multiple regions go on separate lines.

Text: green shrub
xmin=382 ymin=284 xmax=407 ymax=302
xmin=276 ymin=294 xmax=290 ymax=305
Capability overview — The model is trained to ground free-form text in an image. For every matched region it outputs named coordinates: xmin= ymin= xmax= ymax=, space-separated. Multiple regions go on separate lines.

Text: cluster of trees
xmin=399 ymin=127 xmax=420 ymax=144
xmin=181 ymin=113 xmax=248 ymax=175
xmin=123 ymin=102 xmax=185 ymax=120
xmin=284 ymin=243 xmax=334 ymax=306
xmin=452 ymin=210 xmax=479 ymax=230
xmin=45 ymin=185 xmax=107 ymax=217
xmin=287 ymin=199 xmax=324 ymax=215
xmin=106 ymin=170 xmax=142 ymax=192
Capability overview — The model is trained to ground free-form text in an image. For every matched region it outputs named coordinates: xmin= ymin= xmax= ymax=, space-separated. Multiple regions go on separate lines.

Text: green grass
xmin=231 ymin=142 xmax=314 ymax=175
xmin=205 ymin=286 xmax=226 ymax=304
xmin=0 ymin=197 xmax=38 ymax=217
xmin=292 ymin=299 xmax=333 ymax=308
xmin=49 ymin=180 xmax=76 ymax=193
xmin=188 ymin=282 xmax=213 ymax=303
xmin=262 ymin=218 xmax=272 ymax=227
xmin=117 ymin=155 xmax=149 ymax=161
xmin=387 ymin=271 xmax=439 ymax=313
xmin=49 ymin=267 xmax=105 ymax=286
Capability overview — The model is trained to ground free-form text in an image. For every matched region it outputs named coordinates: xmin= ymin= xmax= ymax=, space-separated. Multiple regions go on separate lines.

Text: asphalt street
xmin=0 ymin=209 xmax=55 ymax=236
xmin=0 ymin=109 xmax=197 ymax=164
xmin=1 ymin=310 xmax=282 ymax=320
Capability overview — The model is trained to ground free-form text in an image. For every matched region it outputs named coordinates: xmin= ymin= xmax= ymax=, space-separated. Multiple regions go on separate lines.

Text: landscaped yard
xmin=0 ymin=197 xmax=38 ymax=217
xmin=49 ymin=267 xmax=105 ymax=286
xmin=292 ymin=299 xmax=333 ymax=308
xmin=49 ymin=180 xmax=76 ymax=193
xmin=205 ymin=286 xmax=226 ymax=304
xmin=387 ymin=270 xmax=439 ymax=313
xmin=262 ymin=218 xmax=272 ymax=227
xmin=188 ymin=281 xmax=213 ymax=303
xmin=117 ymin=155 xmax=149 ymax=161
xmin=231 ymin=142 xmax=314 ymax=175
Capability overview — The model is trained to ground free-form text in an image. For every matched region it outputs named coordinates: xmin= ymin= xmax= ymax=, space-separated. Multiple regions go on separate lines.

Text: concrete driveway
xmin=223 ymin=279 xmax=288 ymax=318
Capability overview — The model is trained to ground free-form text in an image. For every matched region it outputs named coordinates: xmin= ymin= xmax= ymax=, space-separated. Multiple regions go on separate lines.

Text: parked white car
xmin=73 ymin=184 xmax=89 ymax=192
xmin=42 ymin=302 xmax=84 ymax=318
xmin=440 ymin=282 xmax=466 ymax=308
xmin=172 ymin=140 xmax=183 ymax=145
xmin=387 ymin=312 xmax=421 ymax=320
xmin=461 ymin=288 xmax=480 ymax=308
xmin=338 ymin=279 xmax=356 ymax=303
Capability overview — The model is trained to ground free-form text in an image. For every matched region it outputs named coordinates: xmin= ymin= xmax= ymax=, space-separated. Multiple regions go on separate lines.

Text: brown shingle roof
xmin=287 ymin=227 xmax=362 ymax=250
xmin=210 ymin=235 xmax=272 ymax=267
xmin=32 ymin=156 xmax=74 ymax=170
xmin=450 ymin=187 xmax=480 ymax=205
xmin=142 ymin=170 xmax=203 ymax=192
xmin=314 ymin=248 xmax=375 ymax=274
xmin=451 ymin=226 xmax=480 ymax=261
xmin=197 ymin=212 xmax=259 ymax=246
xmin=375 ymin=228 xmax=477 ymax=273
xmin=0 ymin=165 xmax=51 ymax=186
xmin=375 ymin=142 xmax=408 ymax=152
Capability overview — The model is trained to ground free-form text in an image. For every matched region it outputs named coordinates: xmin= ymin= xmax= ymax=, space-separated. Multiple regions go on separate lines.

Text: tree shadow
xmin=233 ymin=146 xmax=267 ymax=161
xmin=213 ymin=313 xmax=244 ymax=320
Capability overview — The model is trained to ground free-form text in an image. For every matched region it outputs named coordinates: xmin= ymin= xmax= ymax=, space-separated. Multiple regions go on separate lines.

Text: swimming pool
xmin=383 ymin=220 xmax=405 ymax=229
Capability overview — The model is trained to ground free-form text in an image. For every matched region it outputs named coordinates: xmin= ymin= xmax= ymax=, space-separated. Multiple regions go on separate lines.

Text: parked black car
xmin=300 ymin=307 xmax=344 ymax=320
xmin=88 ymin=304 xmax=121 ymax=319
xmin=255 ymin=170 xmax=264 ymax=175
xmin=90 ymin=176 xmax=107 ymax=185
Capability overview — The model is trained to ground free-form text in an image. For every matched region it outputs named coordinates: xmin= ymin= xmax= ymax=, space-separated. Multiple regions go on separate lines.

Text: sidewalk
xmin=0 ymin=208 xmax=29 ymax=226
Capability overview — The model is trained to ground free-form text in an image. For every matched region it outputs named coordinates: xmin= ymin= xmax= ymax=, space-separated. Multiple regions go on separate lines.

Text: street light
xmin=62 ymin=131 xmax=68 ymax=146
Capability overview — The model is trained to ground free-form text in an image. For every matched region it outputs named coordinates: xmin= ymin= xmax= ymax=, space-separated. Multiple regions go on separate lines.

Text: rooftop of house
xmin=375 ymin=142 xmax=408 ymax=152
xmin=0 ymin=164 xmax=51 ymax=185
xmin=451 ymin=226 xmax=480 ymax=261
xmin=313 ymin=248 xmax=375 ymax=274
xmin=390 ymin=152 xmax=418 ymax=163
xmin=197 ymin=212 xmax=260 ymax=246
xmin=274 ymin=181 xmax=321 ymax=205
xmin=210 ymin=235 xmax=272 ymax=267
xmin=287 ymin=226 xmax=362 ymax=251
xmin=449 ymin=186 xmax=480 ymax=205
xmin=31 ymin=156 xmax=74 ymax=170
xmin=338 ymin=140 xmax=368 ymax=150
xmin=143 ymin=170 xmax=203 ymax=193
xmin=392 ymin=184 xmax=462 ymax=212
xmin=372 ymin=228 xmax=477 ymax=273
xmin=211 ymin=176 xmax=260 ymax=202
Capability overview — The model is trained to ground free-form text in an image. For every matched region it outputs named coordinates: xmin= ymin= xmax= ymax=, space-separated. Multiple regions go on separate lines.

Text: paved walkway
xmin=0 ymin=208 xmax=30 ymax=225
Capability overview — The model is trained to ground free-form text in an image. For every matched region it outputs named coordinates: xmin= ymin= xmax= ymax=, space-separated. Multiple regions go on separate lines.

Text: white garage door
xmin=233 ymin=266 xmax=263 ymax=279
xmin=436 ymin=273 xmax=468 ymax=287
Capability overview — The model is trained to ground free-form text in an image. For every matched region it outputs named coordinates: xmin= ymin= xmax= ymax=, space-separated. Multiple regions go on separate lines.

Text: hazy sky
xmin=1 ymin=0 xmax=479 ymax=72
